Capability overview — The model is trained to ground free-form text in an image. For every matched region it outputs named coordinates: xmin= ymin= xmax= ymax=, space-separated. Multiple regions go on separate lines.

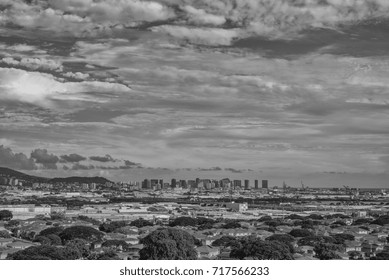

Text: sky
xmin=1 ymin=0 xmax=389 ymax=187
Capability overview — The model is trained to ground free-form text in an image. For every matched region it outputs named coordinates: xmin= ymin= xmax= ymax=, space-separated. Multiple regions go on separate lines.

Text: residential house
xmin=0 ymin=238 xmax=13 ymax=247
xmin=344 ymin=241 xmax=362 ymax=252
xmin=196 ymin=245 xmax=220 ymax=259
xmin=7 ymin=240 xmax=35 ymax=250
xmin=297 ymin=245 xmax=314 ymax=255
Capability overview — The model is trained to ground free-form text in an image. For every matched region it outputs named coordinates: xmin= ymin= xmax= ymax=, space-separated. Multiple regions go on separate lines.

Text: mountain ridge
xmin=0 ymin=167 xmax=112 ymax=184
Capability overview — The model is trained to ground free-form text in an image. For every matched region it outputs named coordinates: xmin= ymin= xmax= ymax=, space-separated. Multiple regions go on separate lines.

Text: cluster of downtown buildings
xmin=2 ymin=168 xmax=389 ymax=260
xmin=141 ymin=178 xmax=269 ymax=191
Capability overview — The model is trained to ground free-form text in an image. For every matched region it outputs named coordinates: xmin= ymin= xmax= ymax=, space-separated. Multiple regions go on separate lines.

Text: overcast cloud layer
xmin=1 ymin=0 xmax=389 ymax=186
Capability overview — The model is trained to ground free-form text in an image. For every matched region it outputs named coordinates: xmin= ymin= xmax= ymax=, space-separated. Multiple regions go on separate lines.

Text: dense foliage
xmin=0 ymin=210 xmax=13 ymax=221
xmin=313 ymin=243 xmax=342 ymax=260
xmin=298 ymin=236 xmax=336 ymax=247
xmin=266 ymin=234 xmax=295 ymax=244
xmin=7 ymin=245 xmax=82 ymax=260
xmin=230 ymin=237 xmax=294 ymax=260
xmin=139 ymin=228 xmax=198 ymax=260
xmin=99 ymin=221 xmax=127 ymax=233
xmin=39 ymin=226 xmax=64 ymax=237
xmin=130 ymin=218 xmax=154 ymax=228
xmin=59 ymin=226 xmax=104 ymax=243
xmin=211 ymin=236 xmax=238 ymax=247
xmin=169 ymin=217 xmax=197 ymax=227
xmin=289 ymin=228 xmax=314 ymax=238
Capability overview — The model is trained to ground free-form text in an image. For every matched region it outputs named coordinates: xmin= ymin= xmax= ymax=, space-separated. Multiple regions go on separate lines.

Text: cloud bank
xmin=1 ymin=0 xmax=389 ymax=44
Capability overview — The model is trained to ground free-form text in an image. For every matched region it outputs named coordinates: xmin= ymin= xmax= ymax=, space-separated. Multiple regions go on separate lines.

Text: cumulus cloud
xmin=0 ymin=0 xmax=174 ymax=36
xmin=70 ymin=163 xmax=95 ymax=170
xmin=122 ymin=160 xmax=140 ymax=167
xmin=183 ymin=5 xmax=226 ymax=26
xmin=1 ymin=57 xmax=63 ymax=72
xmin=151 ymin=25 xmax=238 ymax=45
xmin=3 ymin=0 xmax=389 ymax=42
xmin=225 ymin=167 xmax=244 ymax=173
xmin=63 ymin=72 xmax=90 ymax=80
xmin=89 ymin=154 xmax=116 ymax=163
xmin=0 ymin=145 xmax=37 ymax=170
xmin=49 ymin=0 xmax=174 ymax=23
xmin=30 ymin=148 xmax=59 ymax=169
xmin=60 ymin=153 xmax=87 ymax=163
xmin=198 ymin=166 xmax=222 ymax=171
xmin=0 ymin=43 xmax=45 ymax=54
xmin=0 ymin=145 xmax=144 ymax=172
xmin=0 ymin=68 xmax=131 ymax=107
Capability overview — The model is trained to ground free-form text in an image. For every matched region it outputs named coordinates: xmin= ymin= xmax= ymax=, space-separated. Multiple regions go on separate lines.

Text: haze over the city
xmin=1 ymin=0 xmax=389 ymax=187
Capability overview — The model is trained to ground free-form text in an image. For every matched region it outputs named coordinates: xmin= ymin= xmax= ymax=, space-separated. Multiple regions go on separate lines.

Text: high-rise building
xmin=150 ymin=179 xmax=159 ymax=189
xmin=142 ymin=179 xmax=151 ymax=189
xmin=255 ymin=180 xmax=259 ymax=189
xmin=159 ymin=179 xmax=164 ymax=189
xmin=171 ymin=178 xmax=177 ymax=188
xmin=262 ymin=179 xmax=268 ymax=189
xmin=187 ymin=180 xmax=196 ymax=188
xmin=179 ymin=180 xmax=187 ymax=188
xmin=233 ymin=180 xmax=242 ymax=188
xmin=0 ymin=177 xmax=7 ymax=185
xmin=244 ymin=179 xmax=249 ymax=189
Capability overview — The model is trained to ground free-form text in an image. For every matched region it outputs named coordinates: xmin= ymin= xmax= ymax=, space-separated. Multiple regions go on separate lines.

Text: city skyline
xmin=1 ymin=1 xmax=389 ymax=187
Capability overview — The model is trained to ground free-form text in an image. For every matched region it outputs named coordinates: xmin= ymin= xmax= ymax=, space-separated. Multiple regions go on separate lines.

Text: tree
xmin=306 ymin=214 xmax=323 ymax=220
xmin=331 ymin=233 xmax=355 ymax=245
xmin=299 ymin=219 xmax=321 ymax=229
xmin=314 ymin=243 xmax=342 ymax=260
xmin=50 ymin=212 xmax=65 ymax=220
xmin=330 ymin=220 xmax=347 ymax=227
xmin=373 ymin=250 xmax=389 ymax=260
xmin=5 ymin=220 xmax=20 ymax=229
xmin=88 ymin=248 xmax=120 ymax=260
xmin=77 ymin=215 xmax=101 ymax=226
xmin=169 ymin=217 xmax=197 ymax=227
xmin=0 ymin=210 xmax=13 ymax=221
xmin=197 ymin=223 xmax=214 ymax=230
xmin=264 ymin=219 xmax=286 ymax=227
xmin=298 ymin=236 xmax=336 ymax=247
xmin=46 ymin=234 xmax=62 ymax=246
xmin=289 ymin=228 xmax=314 ymax=238
xmin=371 ymin=215 xmax=389 ymax=226
xmin=230 ymin=237 xmax=293 ymax=260
xmin=211 ymin=236 xmax=237 ymax=247
xmin=196 ymin=217 xmax=216 ymax=225
xmin=325 ymin=214 xmax=350 ymax=219
xmin=352 ymin=218 xmax=371 ymax=225
xmin=266 ymin=234 xmax=295 ymax=244
xmin=99 ymin=221 xmax=127 ymax=233
xmin=0 ymin=230 xmax=11 ymax=238
xmin=65 ymin=239 xmax=90 ymax=258
xmin=130 ymin=218 xmax=153 ymax=228
xmin=139 ymin=228 xmax=198 ymax=260
xmin=285 ymin=214 xmax=304 ymax=220
xmin=348 ymin=251 xmax=363 ymax=260
xmin=222 ymin=221 xmax=242 ymax=229
xmin=265 ymin=234 xmax=295 ymax=254
xmin=34 ymin=236 xmax=51 ymax=245
xmin=258 ymin=216 xmax=272 ymax=222
xmin=59 ymin=226 xmax=104 ymax=243
xmin=39 ymin=226 xmax=64 ymax=237
xmin=6 ymin=245 xmax=81 ymax=260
